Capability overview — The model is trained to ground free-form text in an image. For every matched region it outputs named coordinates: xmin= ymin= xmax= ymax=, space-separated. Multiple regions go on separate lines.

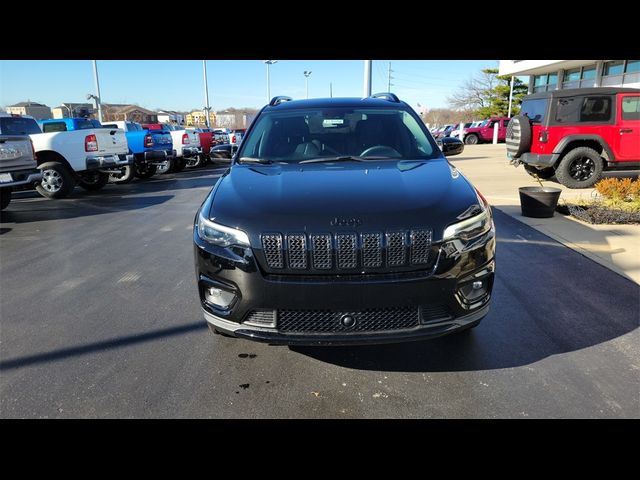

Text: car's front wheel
xmin=464 ymin=134 xmax=479 ymax=145
xmin=555 ymin=147 xmax=604 ymax=188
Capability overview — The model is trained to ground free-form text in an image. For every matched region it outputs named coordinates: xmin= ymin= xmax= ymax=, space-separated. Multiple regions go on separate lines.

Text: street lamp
xmin=264 ymin=60 xmax=278 ymax=102
xmin=303 ymin=70 xmax=312 ymax=99
xmin=87 ymin=94 xmax=100 ymax=120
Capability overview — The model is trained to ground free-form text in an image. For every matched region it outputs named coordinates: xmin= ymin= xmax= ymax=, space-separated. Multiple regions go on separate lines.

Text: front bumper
xmin=182 ymin=146 xmax=202 ymax=158
xmin=0 ymin=168 xmax=43 ymax=188
xmin=203 ymin=304 xmax=489 ymax=346
xmin=194 ymin=228 xmax=496 ymax=345
xmin=86 ymin=153 xmax=133 ymax=171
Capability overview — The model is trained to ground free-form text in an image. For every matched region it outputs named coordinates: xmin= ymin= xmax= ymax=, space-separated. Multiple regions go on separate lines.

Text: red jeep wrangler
xmin=506 ymin=87 xmax=640 ymax=188
xmin=463 ymin=116 xmax=511 ymax=144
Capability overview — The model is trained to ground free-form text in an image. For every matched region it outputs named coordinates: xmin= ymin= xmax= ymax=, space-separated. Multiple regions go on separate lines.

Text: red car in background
xmin=193 ymin=128 xmax=214 ymax=160
xmin=463 ymin=117 xmax=511 ymax=144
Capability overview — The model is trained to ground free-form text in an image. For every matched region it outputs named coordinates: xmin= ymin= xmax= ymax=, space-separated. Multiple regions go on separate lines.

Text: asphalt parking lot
xmin=1 ymin=165 xmax=638 ymax=418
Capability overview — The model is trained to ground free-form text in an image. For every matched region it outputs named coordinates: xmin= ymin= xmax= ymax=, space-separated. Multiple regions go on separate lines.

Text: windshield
xmin=237 ymin=107 xmax=438 ymax=162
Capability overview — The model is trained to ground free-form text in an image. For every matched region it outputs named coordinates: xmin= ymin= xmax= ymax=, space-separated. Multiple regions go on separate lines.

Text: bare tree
xmin=447 ymin=69 xmax=499 ymax=113
xmin=423 ymin=108 xmax=469 ymax=127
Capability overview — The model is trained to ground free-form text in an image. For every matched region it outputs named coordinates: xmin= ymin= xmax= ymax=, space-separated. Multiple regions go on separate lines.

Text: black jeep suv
xmin=193 ymin=94 xmax=496 ymax=345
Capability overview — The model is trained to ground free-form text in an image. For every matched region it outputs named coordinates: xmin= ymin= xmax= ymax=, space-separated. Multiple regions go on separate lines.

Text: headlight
xmin=197 ymin=210 xmax=249 ymax=247
xmin=441 ymin=189 xmax=494 ymax=256
xmin=442 ymin=210 xmax=492 ymax=241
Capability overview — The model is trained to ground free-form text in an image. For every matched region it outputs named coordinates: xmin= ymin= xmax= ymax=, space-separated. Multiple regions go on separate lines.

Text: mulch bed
xmin=556 ymin=204 xmax=640 ymax=225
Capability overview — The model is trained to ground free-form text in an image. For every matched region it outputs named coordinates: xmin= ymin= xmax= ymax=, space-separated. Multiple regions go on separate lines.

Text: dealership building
xmin=499 ymin=60 xmax=639 ymax=93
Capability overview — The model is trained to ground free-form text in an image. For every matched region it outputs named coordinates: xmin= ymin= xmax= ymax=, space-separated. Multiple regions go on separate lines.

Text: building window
xmin=602 ymin=60 xmax=640 ymax=86
xmin=562 ymin=65 xmax=597 ymax=89
xmin=533 ymin=72 xmax=558 ymax=93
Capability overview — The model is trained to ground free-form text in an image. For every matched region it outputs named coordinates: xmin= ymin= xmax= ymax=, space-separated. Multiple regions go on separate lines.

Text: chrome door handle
xmin=620 ymin=128 xmax=633 ymax=134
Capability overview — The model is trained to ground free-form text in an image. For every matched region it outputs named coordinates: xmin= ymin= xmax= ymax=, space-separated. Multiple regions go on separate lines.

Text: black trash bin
xmin=519 ymin=186 xmax=562 ymax=218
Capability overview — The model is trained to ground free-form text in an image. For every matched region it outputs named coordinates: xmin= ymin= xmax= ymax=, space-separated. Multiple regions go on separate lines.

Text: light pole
xmin=363 ymin=60 xmax=372 ymax=97
xmin=507 ymin=76 xmax=515 ymax=118
xmin=303 ymin=70 xmax=312 ymax=99
xmin=91 ymin=60 xmax=103 ymax=122
xmin=264 ymin=60 xmax=277 ymax=102
xmin=203 ymin=60 xmax=211 ymax=128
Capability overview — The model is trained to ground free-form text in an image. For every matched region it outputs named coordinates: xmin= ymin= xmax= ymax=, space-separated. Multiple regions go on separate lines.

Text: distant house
xmin=52 ymin=103 xmax=94 ymax=119
xmin=185 ymin=110 xmax=216 ymax=127
xmin=102 ymin=104 xmax=158 ymax=123
xmin=6 ymin=101 xmax=52 ymax=120
xmin=157 ymin=110 xmax=185 ymax=125
xmin=214 ymin=111 xmax=256 ymax=129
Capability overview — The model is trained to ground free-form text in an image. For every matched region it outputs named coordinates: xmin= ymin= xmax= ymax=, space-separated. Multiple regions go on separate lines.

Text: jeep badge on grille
xmin=330 ymin=217 xmax=362 ymax=227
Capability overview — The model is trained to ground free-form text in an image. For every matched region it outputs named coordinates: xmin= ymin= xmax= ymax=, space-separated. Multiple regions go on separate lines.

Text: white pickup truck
xmin=0 ymin=113 xmax=132 ymax=198
xmin=142 ymin=123 xmax=203 ymax=172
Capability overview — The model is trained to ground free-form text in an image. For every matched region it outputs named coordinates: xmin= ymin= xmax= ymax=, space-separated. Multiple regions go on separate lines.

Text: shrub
xmin=595 ymin=177 xmax=640 ymax=201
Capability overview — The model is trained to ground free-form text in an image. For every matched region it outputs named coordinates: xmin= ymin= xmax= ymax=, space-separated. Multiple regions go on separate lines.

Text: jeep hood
xmin=207 ymin=158 xmax=480 ymax=243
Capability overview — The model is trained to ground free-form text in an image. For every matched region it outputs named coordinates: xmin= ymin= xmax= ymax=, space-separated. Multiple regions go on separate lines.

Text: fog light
xmin=204 ymin=287 xmax=236 ymax=308
xmin=459 ymin=279 xmax=488 ymax=302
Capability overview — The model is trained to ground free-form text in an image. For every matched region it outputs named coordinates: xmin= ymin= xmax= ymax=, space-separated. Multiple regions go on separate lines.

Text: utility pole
xmin=330 ymin=82 xmax=333 ymax=98
xmin=203 ymin=60 xmax=211 ymax=127
xmin=304 ymin=71 xmax=312 ymax=99
xmin=91 ymin=60 xmax=103 ymax=122
xmin=264 ymin=60 xmax=277 ymax=102
xmin=363 ymin=60 xmax=372 ymax=97
xmin=507 ymin=76 xmax=515 ymax=118
xmin=387 ymin=61 xmax=393 ymax=92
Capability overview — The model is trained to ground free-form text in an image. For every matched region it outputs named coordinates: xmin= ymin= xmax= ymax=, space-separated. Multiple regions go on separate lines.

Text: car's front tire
xmin=36 ymin=161 xmax=76 ymax=199
xmin=464 ymin=134 xmax=479 ymax=145
xmin=555 ymin=147 xmax=604 ymax=188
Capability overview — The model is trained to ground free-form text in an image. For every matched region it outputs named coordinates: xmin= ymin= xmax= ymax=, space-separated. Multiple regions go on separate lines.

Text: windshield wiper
xmin=299 ymin=156 xmax=366 ymax=164
xmin=238 ymin=157 xmax=273 ymax=164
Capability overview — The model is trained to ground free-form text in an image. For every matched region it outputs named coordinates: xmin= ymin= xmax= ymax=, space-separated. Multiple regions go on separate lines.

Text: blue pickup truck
xmin=38 ymin=118 xmax=175 ymax=182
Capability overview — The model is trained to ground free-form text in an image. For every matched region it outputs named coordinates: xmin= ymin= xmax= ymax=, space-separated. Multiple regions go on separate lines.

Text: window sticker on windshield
xmin=323 ymin=119 xmax=344 ymax=127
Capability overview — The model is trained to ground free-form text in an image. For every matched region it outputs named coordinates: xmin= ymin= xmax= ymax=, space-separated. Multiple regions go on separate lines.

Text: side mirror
xmin=441 ymin=139 xmax=464 ymax=156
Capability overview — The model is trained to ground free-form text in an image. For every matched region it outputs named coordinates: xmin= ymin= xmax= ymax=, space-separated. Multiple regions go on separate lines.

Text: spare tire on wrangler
xmin=506 ymin=114 xmax=532 ymax=159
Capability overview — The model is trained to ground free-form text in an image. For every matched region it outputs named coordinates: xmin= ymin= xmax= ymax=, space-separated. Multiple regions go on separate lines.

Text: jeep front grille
xmin=278 ymin=306 xmax=420 ymax=333
xmin=336 ymin=233 xmax=357 ymax=269
xmin=260 ymin=229 xmax=433 ymax=271
xmin=242 ymin=304 xmax=452 ymax=333
xmin=261 ymin=234 xmax=284 ymax=269
xmin=311 ymin=234 xmax=332 ymax=269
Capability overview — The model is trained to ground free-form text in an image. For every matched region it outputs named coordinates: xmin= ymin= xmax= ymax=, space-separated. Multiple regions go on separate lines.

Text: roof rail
xmin=370 ymin=92 xmax=400 ymax=102
xmin=269 ymin=96 xmax=293 ymax=106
